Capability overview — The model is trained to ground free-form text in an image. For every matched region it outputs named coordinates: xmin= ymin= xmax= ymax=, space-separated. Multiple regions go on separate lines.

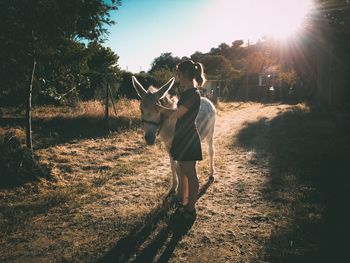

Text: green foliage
xmin=34 ymin=40 xmax=90 ymax=104
xmin=150 ymin=68 xmax=175 ymax=87
xmin=190 ymin=51 xmax=205 ymax=62
xmin=246 ymin=51 xmax=271 ymax=74
xmin=117 ymin=71 xmax=157 ymax=99
xmin=316 ymin=0 xmax=350 ymax=32
xmin=84 ymin=42 xmax=120 ymax=100
xmin=150 ymin=52 xmax=181 ymax=73
xmin=277 ymin=69 xmax=298 ymax=86
xmin=0 ymin=0 xmax=121 ymax=105
xmin=199 ymin=55 xmax=240 ymax=80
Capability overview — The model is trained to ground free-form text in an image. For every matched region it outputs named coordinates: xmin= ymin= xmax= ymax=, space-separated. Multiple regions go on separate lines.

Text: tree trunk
xmin=25 ymin=54 xmax=36 ymax=153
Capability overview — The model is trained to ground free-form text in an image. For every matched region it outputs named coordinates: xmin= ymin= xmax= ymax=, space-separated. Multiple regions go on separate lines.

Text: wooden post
xmin=245 ymin=39 xmax=250 ymax=101
xmin=108 ymin=83 xmax=118 ymax=116
xmin=25 ymin=53 xmax=36 ymax=153
xmin=105 ymin=81 xmax=109 ymax=130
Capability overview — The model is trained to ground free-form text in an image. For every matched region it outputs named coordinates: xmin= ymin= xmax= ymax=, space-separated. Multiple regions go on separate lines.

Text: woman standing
xmin=157 ymin=60 xmax=205 ymax=219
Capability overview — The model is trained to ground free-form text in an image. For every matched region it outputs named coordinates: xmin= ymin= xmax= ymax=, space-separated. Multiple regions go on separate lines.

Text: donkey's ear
xmin=132 ymin=76 xmax=147 ymax=98
xmin=155 ymin=77 xmax=175 ymax=100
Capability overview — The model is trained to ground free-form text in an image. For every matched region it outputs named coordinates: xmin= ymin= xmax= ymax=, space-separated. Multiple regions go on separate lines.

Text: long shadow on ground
xmin=0 ymin=116 xmax=140 ymax=149
xmin=99 ymin=179 xmax=213 ymax=263
xmin=235 ymin=106 xmax=350 ymax=262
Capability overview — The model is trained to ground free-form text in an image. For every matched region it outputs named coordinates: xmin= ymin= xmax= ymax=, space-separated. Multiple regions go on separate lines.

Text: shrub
xmin=0 ymin=132 xmax=50 ymax=188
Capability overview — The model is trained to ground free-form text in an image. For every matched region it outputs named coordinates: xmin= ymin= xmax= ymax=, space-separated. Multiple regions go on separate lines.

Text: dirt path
xmin=116 ymin=102 xmax=291 ymax=263
xmin=164 ymin=103 xmax=291 ymax=263
xmin=1 ymin=102 xmax=295 ymax=263
xmin=100 ymin=102 xmax=292 ymax=263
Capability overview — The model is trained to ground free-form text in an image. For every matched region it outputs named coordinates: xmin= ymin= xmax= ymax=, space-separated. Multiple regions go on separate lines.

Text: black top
xmin=170 ymin=88 xmax=202 ymax=161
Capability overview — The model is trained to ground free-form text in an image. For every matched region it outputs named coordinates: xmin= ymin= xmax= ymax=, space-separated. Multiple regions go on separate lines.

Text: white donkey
xmin=132 ymin=76 xmax=216 ymax=193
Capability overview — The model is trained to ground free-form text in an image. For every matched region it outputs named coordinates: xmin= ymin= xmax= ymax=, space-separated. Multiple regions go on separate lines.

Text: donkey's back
xmin=195 ymin=97 xmax=216 ymax=177
xmin=196 ymin=97 xmax=216 ymax=140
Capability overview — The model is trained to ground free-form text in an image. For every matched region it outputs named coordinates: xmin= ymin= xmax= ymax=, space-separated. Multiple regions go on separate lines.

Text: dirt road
xmin=115 ymin=102 xmax=291 ymax=263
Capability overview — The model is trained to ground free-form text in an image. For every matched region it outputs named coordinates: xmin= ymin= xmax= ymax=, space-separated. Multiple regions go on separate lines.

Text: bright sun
xmin=201 ymin=0 xmax=314 ymax=43
xmin=258 ymin=0 xmax=314 ymax=39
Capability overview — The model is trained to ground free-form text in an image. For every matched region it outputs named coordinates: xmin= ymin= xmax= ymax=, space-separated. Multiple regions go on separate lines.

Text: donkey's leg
xmin=170 ymin=156 xmax=178 ymax=193
xmin=207 ymin=129 xmax=215 ymax=180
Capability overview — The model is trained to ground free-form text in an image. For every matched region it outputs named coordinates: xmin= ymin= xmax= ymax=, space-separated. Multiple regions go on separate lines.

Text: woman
xmin=157 ymin=60 xmax=205 ymax=218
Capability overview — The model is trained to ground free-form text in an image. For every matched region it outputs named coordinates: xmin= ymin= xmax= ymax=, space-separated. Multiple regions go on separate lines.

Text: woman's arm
xmin=156 ymin=104 xmax=188 ymax=120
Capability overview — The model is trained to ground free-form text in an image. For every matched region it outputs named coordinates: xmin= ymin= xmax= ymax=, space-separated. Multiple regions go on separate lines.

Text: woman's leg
xmin=182 ymin=173 xmax=189 ymax=206
xmin=176 ymin=163 xmax=186 ymax=205
xmin=179 ymin=161 xmax=198 ymax=211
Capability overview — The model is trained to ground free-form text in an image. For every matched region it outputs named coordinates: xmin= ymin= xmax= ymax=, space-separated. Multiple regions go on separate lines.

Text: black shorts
xmin=170 ymin=128 xmax=202 ymax=161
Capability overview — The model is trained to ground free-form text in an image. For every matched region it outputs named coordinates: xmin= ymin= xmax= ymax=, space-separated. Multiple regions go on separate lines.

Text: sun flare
xmin=259 ymin=0 xmax=314 ymax=39
xmin=201 ymin=0 xmax=314 ymax=43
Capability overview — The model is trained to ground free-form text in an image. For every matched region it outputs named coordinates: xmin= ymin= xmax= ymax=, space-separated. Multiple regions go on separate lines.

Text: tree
xmin=84 ymin=42 xmax=120 ymax=100
xmin=118 ymin=71 xmax=157 ymax=99
xmin=190 ymin=51 xmax=205 ymax=62
xmin=199 ymin=55 xmax=240 ymax=80
xmin=150 ymin=68 xmax=176 ymax=88
xmin=0 ymin=0 xmax=121 ymax=152
xmin=149 ymin=52 xmax=181 ymax=73
xmin=232 ymin=40 xmax=244 ymax=48
xmin=289 ymin=0 xmax=350 ymax=108
xmin=34 ymin=39 xmax=90 ymax=104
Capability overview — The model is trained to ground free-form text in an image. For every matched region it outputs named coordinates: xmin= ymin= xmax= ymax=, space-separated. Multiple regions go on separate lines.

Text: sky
xmin=105 ymin=0 xmax=313 ymax=73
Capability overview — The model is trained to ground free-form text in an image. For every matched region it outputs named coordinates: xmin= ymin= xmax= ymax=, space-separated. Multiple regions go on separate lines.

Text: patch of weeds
xmin=0 ymin=132 xmax=50 ymax=188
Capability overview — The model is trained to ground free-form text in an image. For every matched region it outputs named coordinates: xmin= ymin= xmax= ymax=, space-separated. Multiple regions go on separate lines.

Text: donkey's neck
xmin=159 ymin=96 xmax=178 ymax=150
xmin=159 ymin=116 xmax=176 ymax=149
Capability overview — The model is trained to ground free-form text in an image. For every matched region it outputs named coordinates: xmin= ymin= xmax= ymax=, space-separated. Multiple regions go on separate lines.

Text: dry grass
xmin=0 ymin=99 xmax=141 ymax=149
xmin=1 ymin=101 xmax=348 ymax=262
xmin=0 ymin=102 xmax=288 ymax=262
xmin=1 ymin=99 xmax=140 ymax=120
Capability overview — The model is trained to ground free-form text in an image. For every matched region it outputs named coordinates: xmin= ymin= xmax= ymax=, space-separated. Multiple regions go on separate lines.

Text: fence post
xmin=25 ymin=52 xmax=36 ymax=154
xmin=108 ymin=83 xmax=118 ymax=116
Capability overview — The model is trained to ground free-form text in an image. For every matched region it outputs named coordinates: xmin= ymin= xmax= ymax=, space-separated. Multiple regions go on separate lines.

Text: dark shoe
xmin=172 ymin=196 xmax=184 ymax=209
xmin=181 ymin=209 xmax=196 ymax=221
xmin=175 ymin=206 xmax=196 ymax=221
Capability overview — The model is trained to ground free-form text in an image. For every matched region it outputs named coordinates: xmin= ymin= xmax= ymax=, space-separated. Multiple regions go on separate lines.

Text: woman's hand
xmin=156 ymin=103 xmax=174 ymax=116
xmin=156 ymin=103 xmax=188 ymax=120
xmin=155 ymin=103 xmax=165 ymax=110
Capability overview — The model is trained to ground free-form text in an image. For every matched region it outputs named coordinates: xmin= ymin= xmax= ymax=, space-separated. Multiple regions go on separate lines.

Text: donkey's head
xmin=132 ymin=76 xmax=175 ymax=145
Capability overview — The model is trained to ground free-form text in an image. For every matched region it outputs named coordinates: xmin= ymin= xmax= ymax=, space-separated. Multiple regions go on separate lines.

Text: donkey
xmin=132 ymin=76 xmax=216 ymax=193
